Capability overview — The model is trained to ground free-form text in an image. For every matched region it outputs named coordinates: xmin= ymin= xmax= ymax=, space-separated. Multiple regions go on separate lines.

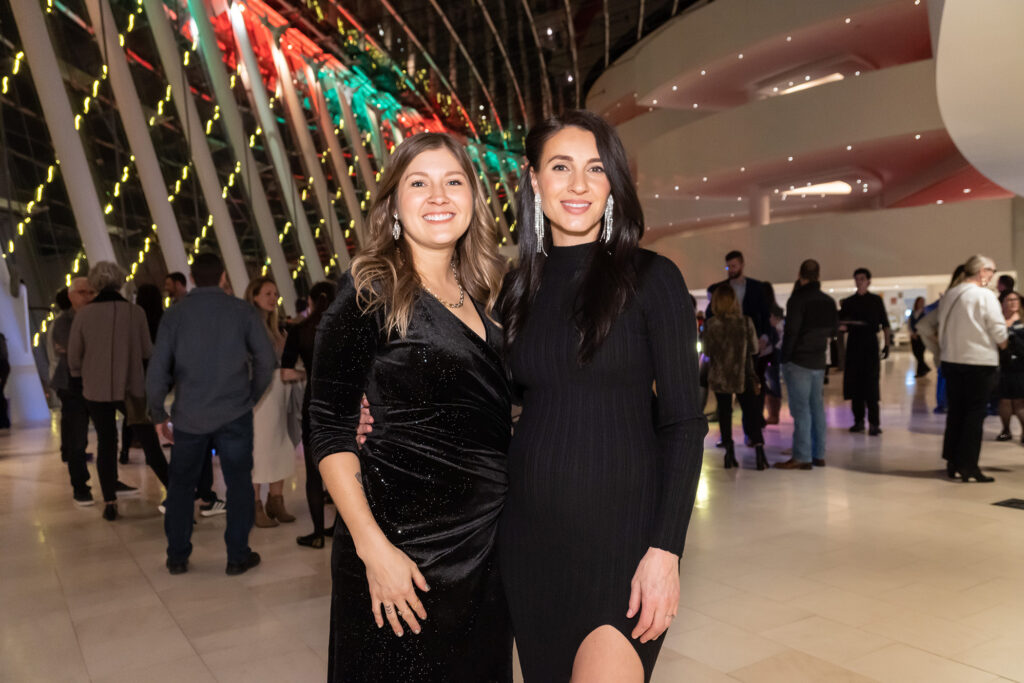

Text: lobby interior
xmin=2 ymin=0 xmax=1024 ymax=681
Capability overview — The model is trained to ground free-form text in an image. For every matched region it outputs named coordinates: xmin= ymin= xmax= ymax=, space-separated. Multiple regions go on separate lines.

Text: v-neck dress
xmin=303 ymin=274 xmax=512 ymax=683
xmin=309 ymin=273 xmax=513 ymax=682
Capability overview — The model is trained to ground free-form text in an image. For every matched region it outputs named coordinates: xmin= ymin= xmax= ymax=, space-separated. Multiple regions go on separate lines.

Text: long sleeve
xmin=246 ymin=311 xmax=278 ymax=406
xmin=308 ymin=275 xmax=383 ymax=466
xmin=781 ymin=293 xmax=804 ymax=363
xmin=982 ymin=292 xmax=1009 ymax=347
xmin=146 ymin=312 xmax=176 ymax=424
xmin=281 ymin=324 xmax=301 ymax=370
xmin=641 ymin=257 xmax=709 ymax=555
xmin=67 ymin=311 xmax=85 ymax=378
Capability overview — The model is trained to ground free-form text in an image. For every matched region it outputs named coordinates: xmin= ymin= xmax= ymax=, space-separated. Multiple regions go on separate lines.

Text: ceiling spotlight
xmin=787 ymin=156 xmax=794 ymax=161
xmin=546 ymin=27 xmax=553 ymax=36
xmin=674 ymin=185 xmax=679 ymax=191
xmin=672 ymin=85 xmax=678 ymax=91
xmin=846 ymin=145 xmax=853 ymax=150
xmin=915 ymin=134 xmax=922 ymax=140
xmin=786 ymin=35 xmax=792 ymax=42
xmin=772 ymin=87 xmax=779 ymax=92
xmin=854 ymin=70 xmax=861 ymax=76
xmin=479 ymin=105 xmax=485 ymax=110
xmin=773 ymin=188 xmax=780 ymax=194
xmin=702 ymin=177 xmax=708 ymax=182
xmin=845 ymin=17 xmax=851 ymax=24
xmin=856 ymin=178 xmax=862 ymax=183
xmin=963 ymin=188 xmax=972 ymax=193
xmin=737 ymin=196 xmax=742 ymax=201
xmin=654 ymin=194 xmax=660 ymax=198
xmin=740 ymin=167 xmax=746 ymax=172
xmin=652 ymin=99 xmax=658 ymax=105
xmin=804 ymin=75 xmax=811 ymax=81
xmin=936 ymin=199 xmax=944 ymax=204
xmin=700 ymin=69 xmax=707 ymax=76
xmin=567 ymin=74 xmax=574 ymax=82
xmin=695 ymin=195 xmax=700 ymax=200
xmin=738 ymin=53 xmax=744 ymax=59
xmin=692 ymin=103 xmax=699 ymax=109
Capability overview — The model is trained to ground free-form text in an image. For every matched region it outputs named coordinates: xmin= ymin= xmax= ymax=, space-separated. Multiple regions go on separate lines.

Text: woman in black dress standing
xmin=498 ymin=111 xmax=707 ymax=681
xmin=309 ymin=133 xmax=511 ymax=681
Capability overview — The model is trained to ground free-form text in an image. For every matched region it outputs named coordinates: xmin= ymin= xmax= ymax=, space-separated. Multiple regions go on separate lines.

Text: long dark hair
xmin=307 ymin=280 xmax=337 ymax=328
xmin=499 ymin=110 xmax=644 ymax=364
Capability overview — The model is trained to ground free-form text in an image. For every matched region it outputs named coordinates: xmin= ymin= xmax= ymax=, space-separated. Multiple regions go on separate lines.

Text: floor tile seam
xmin=49 ymin=545 xmax=95 ymax=680
xmin=856 ymin=616 xmax=1001 ymax=659
xmin=758 ymin=616 xmax=895 ymax=664
xmin=847 ymin=641 xmax=1014 ymax=681
xmin=125 ymin=524 xmax=216 ymax=681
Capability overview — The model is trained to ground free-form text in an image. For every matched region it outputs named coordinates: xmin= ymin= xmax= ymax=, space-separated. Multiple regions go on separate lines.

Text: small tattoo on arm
xmin=355 ymin=472 xmax=363 ymax=491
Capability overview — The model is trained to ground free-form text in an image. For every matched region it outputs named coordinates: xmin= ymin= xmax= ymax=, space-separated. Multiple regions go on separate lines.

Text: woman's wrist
xmin=352 ymin=524 xmax=391 ymax=560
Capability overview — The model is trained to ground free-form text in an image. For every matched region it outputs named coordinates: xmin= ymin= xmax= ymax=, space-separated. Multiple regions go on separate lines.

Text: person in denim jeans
xmin=147 ymin=253 xmax=276 ymax=575
xmin=775 ymin=260 xmax=838 ymax=469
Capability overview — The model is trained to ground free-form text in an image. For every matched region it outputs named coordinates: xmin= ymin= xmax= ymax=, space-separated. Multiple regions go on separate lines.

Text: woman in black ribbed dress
xmin=497 ymin=111 xmax=707 ymax=681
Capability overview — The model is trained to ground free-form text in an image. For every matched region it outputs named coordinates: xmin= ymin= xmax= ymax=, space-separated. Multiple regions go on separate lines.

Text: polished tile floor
xmin=2 ymin=351 xmax=1023 ymax=682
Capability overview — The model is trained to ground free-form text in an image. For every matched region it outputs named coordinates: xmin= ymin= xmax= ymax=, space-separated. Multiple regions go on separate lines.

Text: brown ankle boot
xmin=266 ymin=494 xmax=296 ymax=523
xmin=254 ymin=499 xmax=278 ymax=528
xmin=765 ymin=395 xmax=781 ymax=425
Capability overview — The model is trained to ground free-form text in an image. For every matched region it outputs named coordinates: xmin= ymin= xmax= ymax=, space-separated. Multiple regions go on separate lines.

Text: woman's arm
xmin=627 ymin=257 xmax=709 ymax=644
xmin=309 ymin=276 xmax=428 ymax=637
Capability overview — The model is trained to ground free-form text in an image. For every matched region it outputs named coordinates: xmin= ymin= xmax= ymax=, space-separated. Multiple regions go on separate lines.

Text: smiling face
xmin=531 ymin=126 xmax=611 ymax=246
xmin=253 ymin=281 xmax=279 ymax=313
xmin=394 ymin=147 xmax=474 ymax=252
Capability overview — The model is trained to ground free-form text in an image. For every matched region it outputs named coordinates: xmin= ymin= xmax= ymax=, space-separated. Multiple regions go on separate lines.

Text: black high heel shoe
xmin=961 ymin=471 xmax=995 ymax=483
xmin=754 ymin=445 xmax=768 ymax=471
xmin=723 ymin=443 xmax=738 ymax=469
xmin=296 ymin=532 xmax=325 ymax=548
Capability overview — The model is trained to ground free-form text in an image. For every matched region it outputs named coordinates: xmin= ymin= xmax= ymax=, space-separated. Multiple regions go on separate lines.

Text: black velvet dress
xmin=309 ymin=274 xmax=513 ymax=683
xmin=499 ymin=244 xmax=707 ymax=682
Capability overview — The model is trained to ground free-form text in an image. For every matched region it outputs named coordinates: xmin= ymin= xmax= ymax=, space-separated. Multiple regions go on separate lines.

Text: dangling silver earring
xmin=392 ymin=212 xmax=401 ymax=241
xmin=602 ymin=195 xmax=614 ymax=244
xmin=533 ymin=192 xmax=545 ymax=254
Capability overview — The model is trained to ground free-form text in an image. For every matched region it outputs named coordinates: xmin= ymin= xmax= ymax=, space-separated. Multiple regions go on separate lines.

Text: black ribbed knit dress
xmin=499 ymin=243 xmax=708 ymax=682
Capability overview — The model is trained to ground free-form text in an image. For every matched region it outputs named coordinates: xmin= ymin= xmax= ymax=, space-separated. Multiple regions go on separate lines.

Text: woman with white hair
xmin=938 ymin=254 xmax=1008 ymax=482
xmin=68 ymin=261 xmax=169 ymax=520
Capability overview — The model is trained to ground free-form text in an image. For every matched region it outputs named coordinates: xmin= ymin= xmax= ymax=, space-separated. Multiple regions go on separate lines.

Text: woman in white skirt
xmin=245 ymin=277 xmax=298 ymax=526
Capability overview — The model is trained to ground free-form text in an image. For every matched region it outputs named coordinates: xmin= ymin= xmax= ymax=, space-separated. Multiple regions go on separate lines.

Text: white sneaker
xmin=199 ymin=498 xmax=227 ymax=517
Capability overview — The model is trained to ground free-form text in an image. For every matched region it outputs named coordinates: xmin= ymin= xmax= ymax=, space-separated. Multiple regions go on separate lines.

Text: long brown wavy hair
xmin=351 ymin=132 xmax=505 ymax=337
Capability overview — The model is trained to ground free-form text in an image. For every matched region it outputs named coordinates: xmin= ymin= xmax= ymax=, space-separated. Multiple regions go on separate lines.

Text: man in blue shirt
xmin=147 ymin=253 xmax=276 ymax=576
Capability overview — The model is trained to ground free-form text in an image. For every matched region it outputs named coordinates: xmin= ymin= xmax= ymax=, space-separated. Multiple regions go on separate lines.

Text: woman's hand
xmin=280 ymin=368 xmax=305 ymax=382
xmin=626 ymin=547 xmax=680 ymax=643
xmin=356 ymin=395 xmax=373 ymax=446
xmin=359 ymin=537 xmax=429 ymax=637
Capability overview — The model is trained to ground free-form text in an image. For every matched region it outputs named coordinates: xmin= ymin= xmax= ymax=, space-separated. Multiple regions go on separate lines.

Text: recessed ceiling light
xmin=856 ymin=178 xmax=862 ymax=183
xmin=786 ymin=35 xmax=792 ymax=42
xmin=700 ymin=69 xmax=707 ymax=76
xmin=845 ymin=17 xmax=851 ymax=24
xmin=652 ymin=99 xmax=658 ymax=104
xmin=854 ymin=70 xmax=861 ymax=76
xmin=963 ymin=188 xmax=972 ymax=193
xmin=738 ymin=54 xmax=744 ymax=59
xmin=702 ymin=177 xmax=708 ymax=182
xmin=674 ymin=185 xmax=679 ymax=191
xmin=787 ymin=156 xmax=794 ymax=161
xmin=695 ymin=195 xmax=700 ymax=200
xmin=805 ymin=75 xmax=811 ymax=81
xmin=654 ymin=194 xmax=659 ymax=199
xmin=772 ymin=87 xmax=779 ymax=92
xmin=774 ymin=188 xmax=780 ymax=194
xmin=846 ymin=145 xmax=853 ymax=150
xmin=737 ymin=196 xmax=742 ymax=201
xmin=546 ymin=27 xmax=553 ymax=36
xmin=692 ymin=103 xmax=699 ymax=108
xmin=915 ymin=134 xmax=922 ymax=139
xmin=671 ymin=85 xmax=678 ymax=91
xmin=740 ymin=167 xmax=746 ymax=172
xmin=936 ymin=199 xmax=944 ymax=204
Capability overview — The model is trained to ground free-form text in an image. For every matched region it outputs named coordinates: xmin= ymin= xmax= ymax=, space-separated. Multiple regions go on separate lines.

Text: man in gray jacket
xmin=147 ymin=253 xmax=276 ymax=576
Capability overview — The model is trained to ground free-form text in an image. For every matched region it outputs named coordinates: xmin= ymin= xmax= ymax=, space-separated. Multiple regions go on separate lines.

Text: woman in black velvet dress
xmin=497 ymin=111 xmax=707 ymax=682
xmin=308 ymin=133 xmax=511 ymax=682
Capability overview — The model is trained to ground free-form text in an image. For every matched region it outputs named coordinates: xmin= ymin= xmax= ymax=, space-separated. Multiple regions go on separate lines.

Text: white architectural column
xmin=228 ymin=5 xmax=325 ymax=282
xmin=271 ymin=41 xmax=345 ymax=262
xmin=9 ymin=0 xmax=116 ymax=264
xmin=331 ymin=81 xmax=379 ymax=194
xmin=305 ymin=64 xmax=365 ymax=249
xmin=83 ymin=0 xmax=189 ymax=276
xmin=190 ymin=0 xmax=296 ymax=312
xmin=142 ymin=0 xmax=249 ymax=294
xmin=0 ymin=259 xmax=49 ymax=425
xmin=749 ymin=189 xmax=771 ymax=227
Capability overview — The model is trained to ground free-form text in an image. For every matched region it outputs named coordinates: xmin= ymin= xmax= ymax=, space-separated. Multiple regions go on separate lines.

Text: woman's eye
xmin=589 ymin=166 xmax=605 ymax=174
xmin=447 ymin=179 xmax=463 ymax=186
xmin=410 ymin=180 xmax=425 ymax=187
xmin=552 ymin=163 xmax=568 ymax=171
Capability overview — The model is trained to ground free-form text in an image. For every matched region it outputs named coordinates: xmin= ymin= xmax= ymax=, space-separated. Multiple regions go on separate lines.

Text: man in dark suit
xmin=706 ymin=250 xmax=773 ymax=443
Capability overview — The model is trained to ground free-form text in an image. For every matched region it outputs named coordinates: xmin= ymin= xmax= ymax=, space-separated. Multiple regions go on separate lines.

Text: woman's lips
xmin=559 ymin=200 xmax=592 ymax=215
